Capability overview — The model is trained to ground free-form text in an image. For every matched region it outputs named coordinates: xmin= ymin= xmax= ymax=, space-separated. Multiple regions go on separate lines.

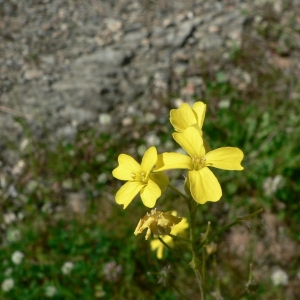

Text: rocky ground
xmin=1 ymin=0 xmax=300 ymax=165
xmin=1 ymin=1 xmax=300 ymax=297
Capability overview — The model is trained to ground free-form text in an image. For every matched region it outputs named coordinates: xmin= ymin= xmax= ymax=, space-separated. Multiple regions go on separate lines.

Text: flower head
xmin=150 ymin=211 xmax=189 ymax=259
xmin=154 ymin=126 xmax=244 ymax=204
xmin=11 ymin=250 xmax=24 ymax=265
xmin=134 ymin=209 xmax=182 ymax=240
xmin=112 ymin=146 xmax=169 ymax=209
xmin=61 ymin=261 xmax=74 ymax=275
xmin=170 ymin=101 xmax=206 ymax=133
xmin=1 ymin=278 xmax=14 ymax=292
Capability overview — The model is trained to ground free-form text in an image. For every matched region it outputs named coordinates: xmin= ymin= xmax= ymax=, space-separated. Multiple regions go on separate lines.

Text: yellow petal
xmin=171 ymin=217 xmax=189 ymax=235
xmin=154 ymin=153 xmax=192 ymax=172
xmin=192 ymin=101 xmax=206 ymax=129
xmin=115 ymin=181 xmax=145 ymax=209
xmin=112 ymin=154 xmax=142 ymax=180
xmin=149 ymin=172 xmax=169 ymax=192
xmin=205 ymin=147 xmax=244 ymax=170
xmin=170 ymin=103 xmax=197 ymax=132
xmin=188 ymin=168 xmax=222 ymax=204
xmin=141 ymin=146 xmax=157 ymax=176
xmin=140 ymin=179 xmax=161 ymax=208
xmin=150 ymin=239 xmax=164 ymax=259
xmin=173 ymin=126 xmax=205 ymax=158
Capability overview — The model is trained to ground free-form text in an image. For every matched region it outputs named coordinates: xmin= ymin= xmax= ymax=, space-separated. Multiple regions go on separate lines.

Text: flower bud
xmin=134 ymin=209 xmax=182 ymax=240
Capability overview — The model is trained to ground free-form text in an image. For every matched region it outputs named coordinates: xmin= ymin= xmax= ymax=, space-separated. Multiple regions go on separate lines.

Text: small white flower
xmin=11 ymin=251 xmax=24 ymax=265
xmin=271 ymin=268 xmax=288 ymax=286
xmin=61 ymin=261 xmax=74 ymax=275
xmin=99 ymin=113 xmax=112 ymax=125
xmin=263 ymin=175 xmax=284 ymax=196
xmin=1 ymin=278 xmax=14 ymax=292
xmin=145 ymin=133 xmax=160 ymax=146
xmin=3 ymin=212 xmax=17 ymax=225
xmin=45 ymin=286 xmax=57 ymax=297
xmin=218 ymin=99 xmax=231 ymax=109
xmin=62 ymin=178 xmax=73 ymax=189
xmin=143 ymin=112 xmax=156 ymax=124
xmin=96 ymin=154 xmax=107 ymax=163
xmin=97 ymin=173 xmax=108 ymax=184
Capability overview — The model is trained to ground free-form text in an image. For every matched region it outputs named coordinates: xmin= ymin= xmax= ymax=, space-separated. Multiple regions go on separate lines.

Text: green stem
xmin=199 ymin=208 xmax=264 ymax=250
xmin=157 ymin=237 xmax=190 ymax=264
xmin=168 ymin=233 xmax=192 ymax=244
xmin=187 ymin=198 xmax=205 ymax=300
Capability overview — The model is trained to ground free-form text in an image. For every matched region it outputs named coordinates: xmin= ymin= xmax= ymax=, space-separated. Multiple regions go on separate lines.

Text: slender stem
xmin=168 ymin=233 xmax=192 ymax=243
xmin=157 ymin=237 xmax=190 ymax=264
xmin=199 ymin=208 xmax=264 ymax=249
xmin=187 ymin=198 xmax=205 ymax=300
xmin=202 ymin=245 xmax=206 ymax=290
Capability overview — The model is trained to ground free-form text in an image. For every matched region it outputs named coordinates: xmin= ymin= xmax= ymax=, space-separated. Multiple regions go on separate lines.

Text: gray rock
xmin=198 ymin=33 xmax=223 ymax=50
xmin=74 ymin=48 xmax=134 ymax=68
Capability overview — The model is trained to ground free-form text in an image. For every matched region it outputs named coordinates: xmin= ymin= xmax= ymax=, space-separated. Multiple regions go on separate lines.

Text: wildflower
xmin=103 ymin=262 xmax=122 ymax=282
xmin=45 ymin=286 xmax=57 ymax=297
xmin=263 ymin=175 xmax=284 ymax=196
xmin=112 ymin=146 xmax=169 ymax=209
xmin=1 ymin=278 xmax=14 ymax=292
xmin=11 ymin=251 xmax=24 ymax=265
xmin=61 ymin=261 xmax=74 ymax=275
xmin=271 ymin=268 xmax=288 ymax=286
xmin=170 ymin=101 xmax=206 ymax=133
xmin=150 ymin=212 xmax=189 ymax=259
xmin=99 ymin=113 xmax=112 ymax=125
xmin=154 ymin=126 xmax=244 ymax=204
xmin=134 ymin=209 xmax=182 ymax=240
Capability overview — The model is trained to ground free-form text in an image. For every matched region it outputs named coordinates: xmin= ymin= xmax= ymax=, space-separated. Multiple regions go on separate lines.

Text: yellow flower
xmin=154 ymin=126 xmax=244 ymax=204
xmin=150 ymin=212 xmax=189 ymax=259
xmin=112 ymin=146 xmax=169 ymax=209
xmin=134 ymin=209 xmax=182 ymax=240
xmin=170 ymin=101 xmax=206 ymax=133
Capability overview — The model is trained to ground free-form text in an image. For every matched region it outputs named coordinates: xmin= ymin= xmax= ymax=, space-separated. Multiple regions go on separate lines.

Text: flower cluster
xmin=112 ymin=101 xmax=244 ymax=256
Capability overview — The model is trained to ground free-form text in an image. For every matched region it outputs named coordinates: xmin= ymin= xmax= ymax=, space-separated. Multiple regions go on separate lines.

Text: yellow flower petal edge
xmin=169 ymin=101 xmax=206 ymax=133
xmin=188 ymin=169 xmax=222 ymax=204
xmin=192 ymin=101 xmax=206 ymax=129
xmin=170 ymin=103 xmax=197 ymax=132
xmin=173 ymin=129 xmax=205 ymax=158
xmin=141 ymin=146 xmax=158 ymax=177
xmin=115 ymin=181 xmax=145 ymax=209
xmin=154 ymin=126 xmax=244 ymax=204
xmin=112 ymin=146 xmax=169 ymax=209
xmin=205 ymin=147 xmax=244 ymax=170
xmin=112 ymin=154 xmax=143 ymax=181
xmin=140 ymin=179 xmax=161 ymax=208
xmin=154 ymin=153 xmax=192 ymax=172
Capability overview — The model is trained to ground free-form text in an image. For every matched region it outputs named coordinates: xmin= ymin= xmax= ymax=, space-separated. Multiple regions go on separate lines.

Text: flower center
xmin=130 ymin=171 xmax=148 ymax=183
xmin=192 ymin=156 xmax=206 ymax=171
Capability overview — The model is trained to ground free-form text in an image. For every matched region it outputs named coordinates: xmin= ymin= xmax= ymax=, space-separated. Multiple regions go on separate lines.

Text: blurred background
xmin=1 ymin=0 xmax=300 ymax=299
